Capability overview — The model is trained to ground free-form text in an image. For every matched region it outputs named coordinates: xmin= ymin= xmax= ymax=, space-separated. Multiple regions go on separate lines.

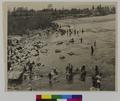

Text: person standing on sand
xmin=80 ymin=38 xmax=83 ymax=43
xmin=69 ymin=64 xmax=73 ymax=74
xmin=82 ymin=28 xmax=84 ymax=34
xmin=48 ymin=72 xmax=53 ymax=85
xmin=92 ymin=75 xmax=97 ymax=88
xmin=91 ymin=45 xmax=94 ymax=56
xmin=66 ymin=63 xmax=70 ymax=80
xmin=52 ymin=68 xmax=59 ymax=81
xmin=96 ymin=73 xmax=102 ymax=90
xmin=91 ymin=66 xmax=102 ymax=91
xmin=95 ymin=65 xmax=102 ymax=90
xmin=66 ymin=63 xmax=73 ymax=81
xmin=66 ymin=64 xmax=69 ymax=73
xmin=95 ymin=65 xmax=99 ymax=76
xmin=80 ymin=65 xmax=87 ymax=81
xmin=28 ymin=60 xmax=35 ymax=80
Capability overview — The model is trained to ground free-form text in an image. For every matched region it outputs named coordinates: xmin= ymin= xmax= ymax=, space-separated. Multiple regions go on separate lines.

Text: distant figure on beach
xmin=80 ymin=65 xmax=87 ymax=81
xmin=91 ymin=66 xmax=102 ymax=90
xmin=95 ymin=65 xmax=99 ymax=76
xmin=66 ymin=63 xmax=73 ymax=81
xmin=92 ymin=75 xmax=97 ymax=87
xmin=77 ymin=30 xmax=79 ymax=36
xmin=82 ymin=28 xmax=84 ymax=34
xmin=91 ymin=45 xmax=94 ymax=56
xmin=27 ymin=60 xmax=35 ymax=80
xmin=52 ymin=68 xmax=58 ymax=81
xmin=80 ymin=38 xmax=83 ymax=43
xmin=48 ymin=72 xmax=53 ymax=85
xmin=66 ymin=63 xmax=70 ymax=80
xmin=96 ymin=73 xmax=102 ymax=89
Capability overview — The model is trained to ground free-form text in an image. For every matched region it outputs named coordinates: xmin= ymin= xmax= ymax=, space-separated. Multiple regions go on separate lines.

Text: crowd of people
xmin=47 ymin=63 xmax=102 ymax=90
xmin=54 ymin=23 xmax=97 ymax=56
xmin=8 ymin=22 xmax=101 ymax=91
xmin=47 ymin=24 xmax=101 ymax=90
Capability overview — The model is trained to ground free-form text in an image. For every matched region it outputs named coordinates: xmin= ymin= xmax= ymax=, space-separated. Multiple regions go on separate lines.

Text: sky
xmin=6 ymin=2 xmax=116 ymax=11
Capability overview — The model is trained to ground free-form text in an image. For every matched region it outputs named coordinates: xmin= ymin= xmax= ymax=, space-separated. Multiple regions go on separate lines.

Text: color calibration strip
xmin=36 ymin=95 xmax=82 ymax=101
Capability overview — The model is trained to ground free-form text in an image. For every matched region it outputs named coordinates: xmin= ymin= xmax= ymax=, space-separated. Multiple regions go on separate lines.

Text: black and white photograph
xmin=5 ymin=2 xmax=116 ymax=91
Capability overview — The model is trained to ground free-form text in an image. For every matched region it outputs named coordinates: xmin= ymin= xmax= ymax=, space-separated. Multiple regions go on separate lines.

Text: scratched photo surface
xmin=5 ymin=2 xmax=116 ymax=91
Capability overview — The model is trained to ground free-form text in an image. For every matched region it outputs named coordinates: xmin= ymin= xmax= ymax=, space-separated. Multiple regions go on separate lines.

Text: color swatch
xmin=36 ymin=95 xmax=82 ymax=101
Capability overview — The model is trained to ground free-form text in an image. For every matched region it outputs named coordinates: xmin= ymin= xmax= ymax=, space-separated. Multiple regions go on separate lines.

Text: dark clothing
xmin=69 ymin=66 xmax=73 ymax=74
xmin=92 ymin=76 xmax=97 ymax=87
xmin=95 ymin=65 xmax=99 ymax=75
xmin=48 ymin=73 xmax=52 ymax=80
xmin=92 ymin=74 xmax=101 ymax=89
xmin=80 ymin=70 xmax=86 ymax=81
xmin=66 ymin=66 xmax=69 ymax=73
xmin=8 ymin=62 xmax=11 ymax=71
xmin=82 ymin=29 xmax=84 ymax=33
xmin=48 ymin=73 xmax=52 ymax=84
xmin=53 ymin=69 xmax=58 ymax=75
xmin=91 ymin=46 xmax=94 ymax=56
xmin=66 ymin=64 xmax=73 ymax=81
xmin=80 ymin=38 xmax=83 ymax=43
